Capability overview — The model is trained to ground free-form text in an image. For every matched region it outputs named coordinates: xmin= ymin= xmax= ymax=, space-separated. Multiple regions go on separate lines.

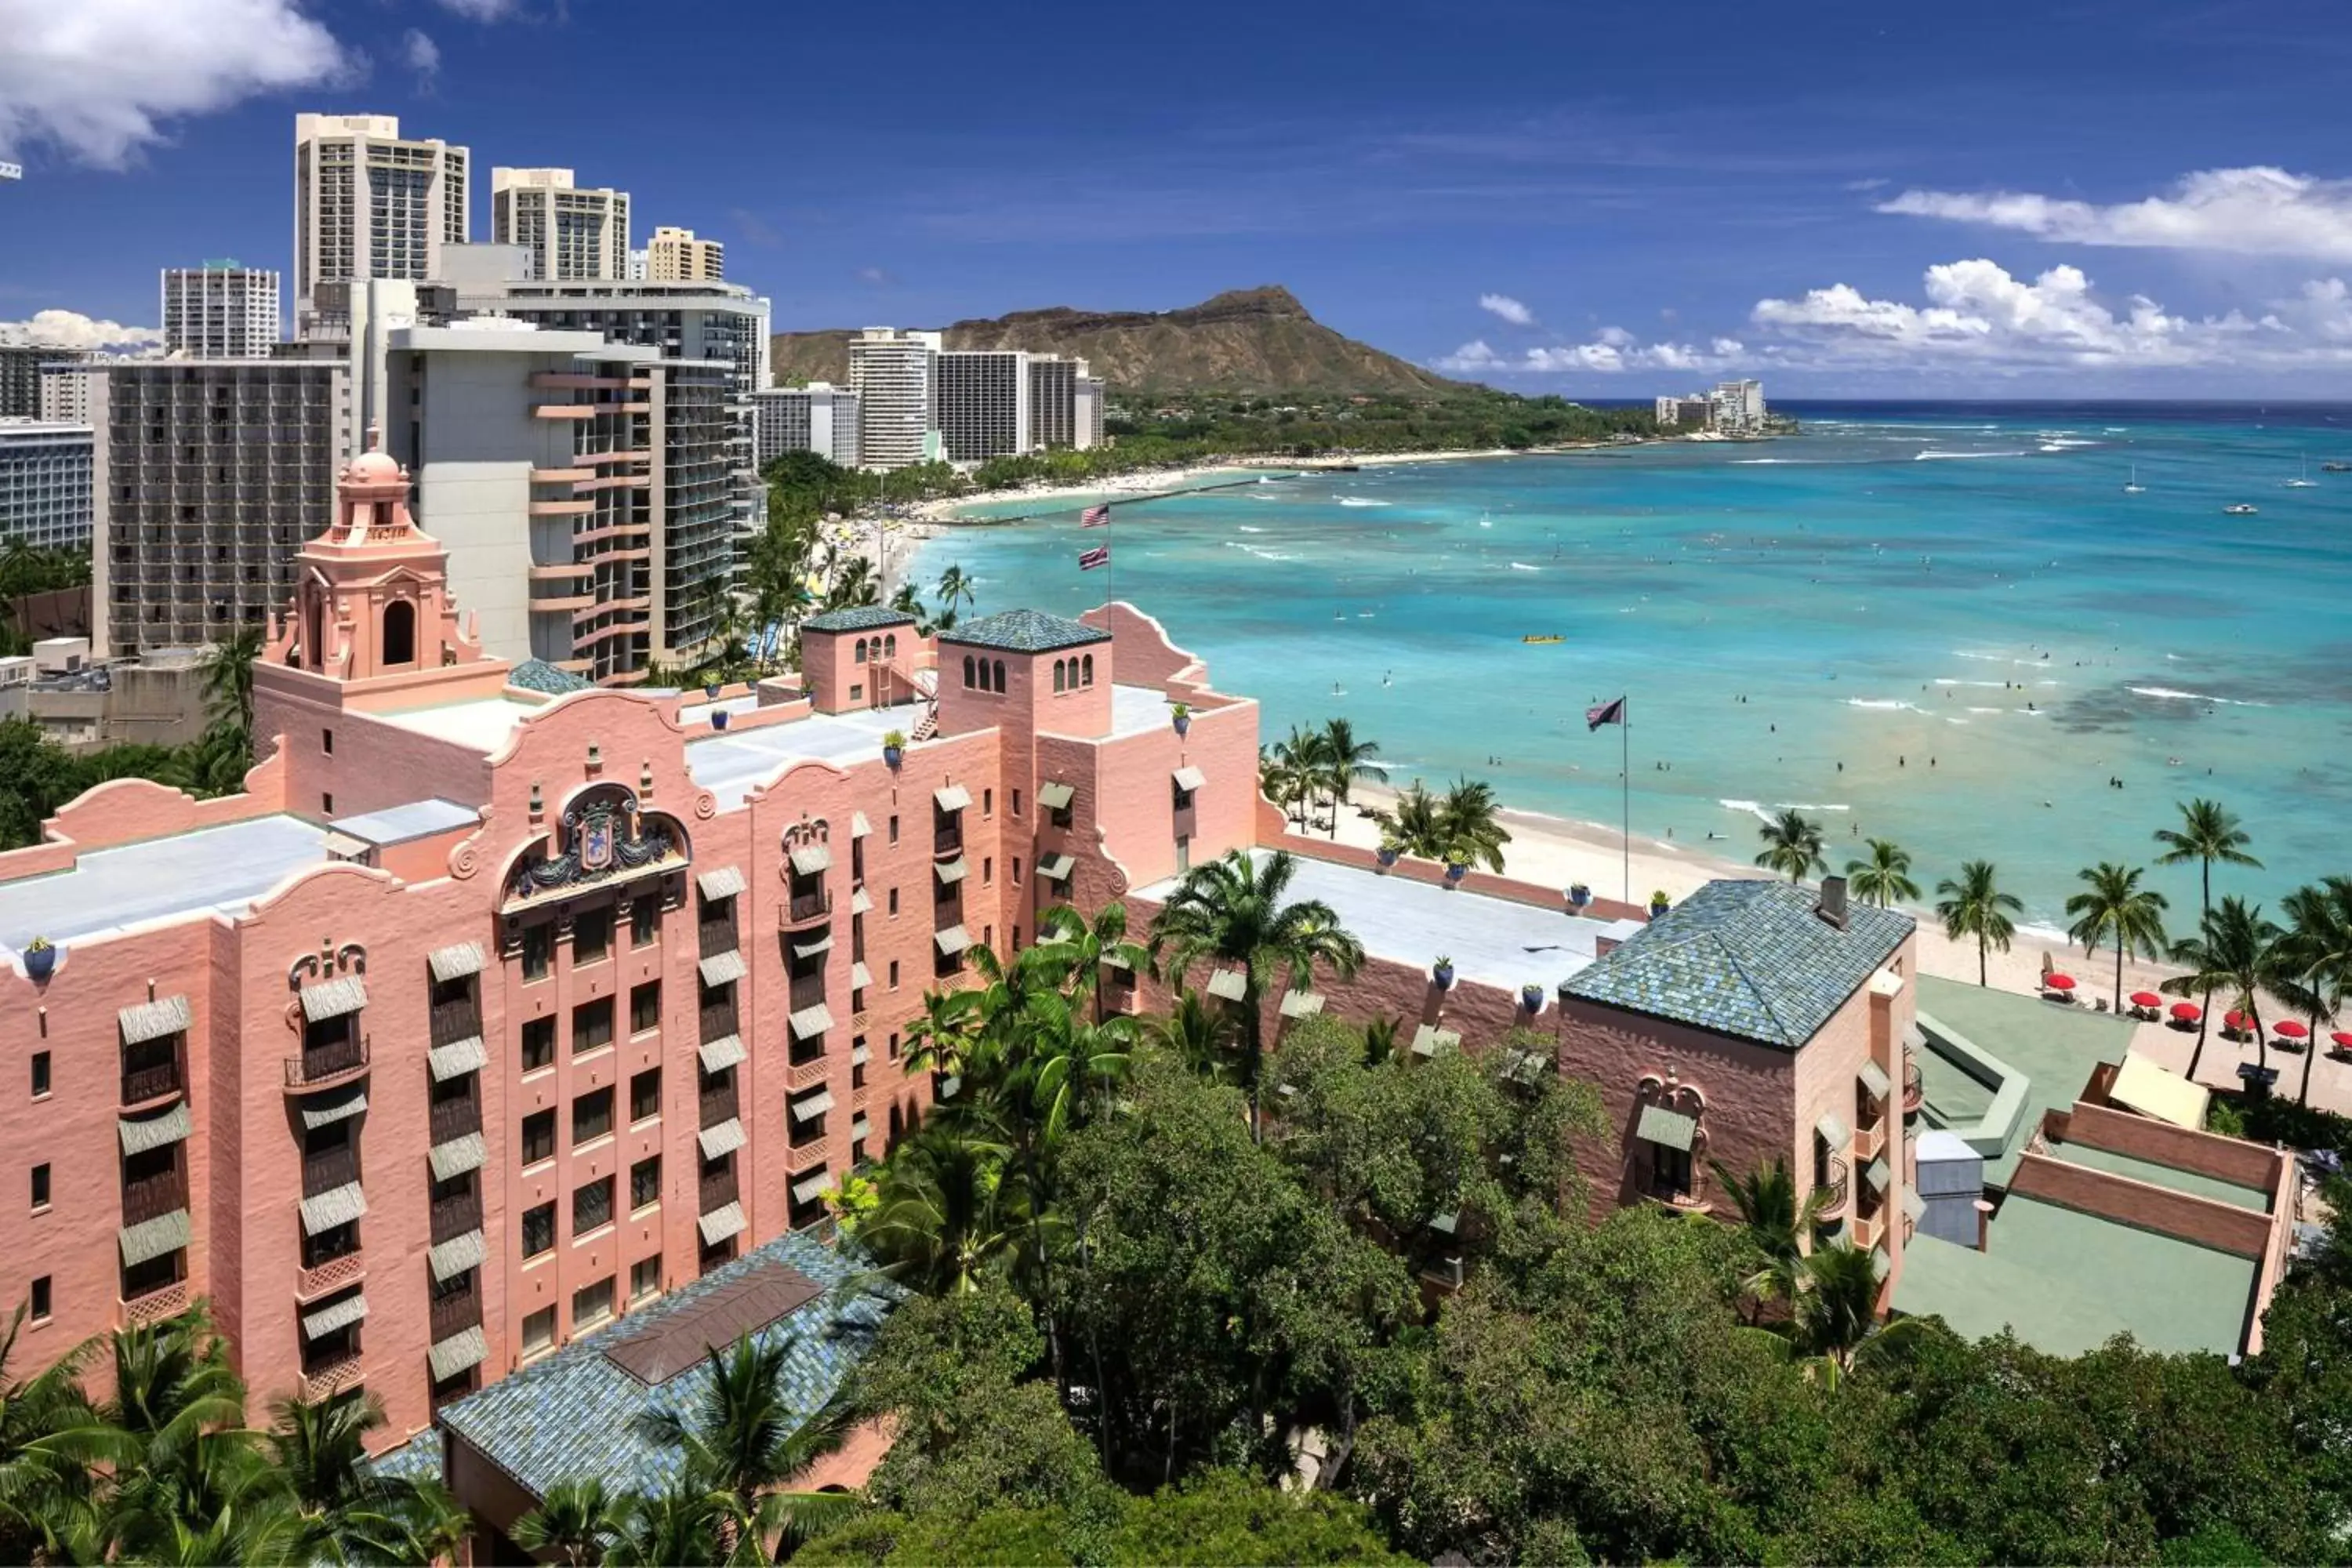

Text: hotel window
xmin=572 ymin=1277 xmax=615 ymax=1333
xmin=574 ymin=907 xmax=613 ymax=966
xmin=31 ymin=1163 xmax=50 ymax=1211
xmin=321 ymin=793 xmax=333 ymax=815
xmin=1011 ymin=789 xmax=1022 ymax=818
xmin=630 ymin=1067 xmax=661 ymax=1124
xmin=1082 ymin=654 xmax=1094 ymax=686
xmin=630 ymin=1155 xmax=661 ymax=1212
xmin=631 ymin=897 xmax=659 ymax=948
xmin=521 ymin=1305 xmax=555 ymax=1358
xmin=887 ymin=814 xmax=899 ymax=844
xmin=30 ymin=1276 xmax=50 ymax=1323
xmin=983 ymin=857 xmax=993 ymax=887
xmin=1012 ymin=858 xmax=1022 ymax=887
xmin=1650 ymin=1142 xmax=1693 ymax=1200
xmin=983 ymin=787 xmax=993 ymax=818
xmin=573 ymin=1175 xmax=614 ymax=1236
xmin=521 ymin=924 xmax=554 ymax=982
xmin=321 ymin=728 xmax=332 ymax=755
xmin=29 ymin=1051 xmax=48 ymax=1098
xmin=630 ymin=980 xmax=662 ymax=1034
xmin=573 ymin=996 xmax=614 ymax=1055
xmin=887 ymin=960 xmax=900 ymax=990
xmin=962 ymin=655 xmax=975 ymax=688
xmin=521 ymin=1016 xmax=556 ymax=1073
xmin=521 ymin=1109 xmax=556 ymax=1166
xmin=572 ymin=1086 xmax=614 ymax=1146
xmin=521 ymin=1202 xmax=555 ymax=1260
xmin=630 ymin=1254 xmax=662 ymax=1304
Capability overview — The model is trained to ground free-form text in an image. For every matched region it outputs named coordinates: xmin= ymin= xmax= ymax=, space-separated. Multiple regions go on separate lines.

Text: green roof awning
xmin=1815 ymin=1111 xmax=1851 ymax=1149
xmin=430 ymin=1229 xmax=485 ymax=1283
xmin=1865 ymin=1157 xmax=1893 ymax=1195
xmin=789 ymin=843 xmax=833 ymax=877
xmin=851 ymin=961 xmax=872 ymax=990
xmin=851 ymin=812 xmax=872 ymax=839
xmin=119 ymin=1102 xmax=193 ymax=1156
xmin=698 ymin=866 xmax=746 ymax=900
xmin=1038 ymin=852 xmax=1076 ymax=881
xmin=300 ymin=1182 xmax=366 ymax=1236
xmin=790 ymin=1088 xmax=836 ymax=1123
xmin=429 ymin=1133 xmax=486 ymax=1182
xmin=301 ymin=1292 xmax=368 ymax=1340
xmin=1037 ymin=782 xmax=1075 ymax=811
xmin=699 ymin=950 xmax=746 ymax=987
xmin=119 ymin=996 xmax=191 ymax=1044
xmin=933 ymin=785 xmax=971 ymax=812
xmin=934 ymin=925 xmax=971 ymax=956
xmin=430 ymin=1325 xmax=487 ymax=1382
xmin=1902 ymin=1187 xmax=1926 ymax=1222
xmin=119 ymin=1209 xmax=190 ymax=1266
xmin=299 ymin=976 xmax=368 ymax=1022
xmin=1171 ymin=766 xmax=1206 ymax=793
xmin=697 ymin=1201 xmax=746 ymax=1246
xmin=428 ymin=942 xmax=486 ymax=982
xmin=297 ymin=1084 xmax=368 ymax=1130
xmin=793 ymin=1169 xmax=837 ymax=1204
xmin=792 ymin=932 xmax=834 ymax=960
xmin=428 ymin=1035 xmax=488 ymax=1082
xmin=1636 ymin=1104 xmax=1698 ymax=1151
xmin=934 ymin=857 xmax=967 ymax=885
xmin=1412 ymin=1024 xmax=1463 ymax=1057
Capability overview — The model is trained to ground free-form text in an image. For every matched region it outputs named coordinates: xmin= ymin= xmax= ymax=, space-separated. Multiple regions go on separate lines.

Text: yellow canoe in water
xmin=1522 ymin=634 xmax=1564 ymax=645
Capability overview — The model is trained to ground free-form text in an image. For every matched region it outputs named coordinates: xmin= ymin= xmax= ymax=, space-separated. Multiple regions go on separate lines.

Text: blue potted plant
xmin=710 ymin=709 xmax=731 ymax=731
xmin=1649 ymin=888 xmax=1671 ymax=919
xmin=1376 ymin=838 xmax=1400 ymax=869
xmin=1443 ymin=854 xmax=1470 ymax=884
xmin=882 ymin=729 xmax=906 ymax=768
xmin=704 ymin=681 xmax=722 ymax=700
xmin=1432 ymin=956 xmax=1454 ymax=990
xmin=1170 ymin=702 xmax=1191 ymax=737
xmin=1521 ymin=982 xmax=1545 ymax=1014
xmin=1567 ymin=883 xmax=1592 ymax=910
xmin=22 ymin=936 xmax=56 ymax=982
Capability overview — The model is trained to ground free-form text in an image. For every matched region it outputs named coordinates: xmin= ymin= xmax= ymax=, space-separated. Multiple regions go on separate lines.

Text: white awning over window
xmin=299 ymin=1182 xmax=367 ymax=1236
xmin=697 ymin=866 xmax=746 ymax=900
xmin=297 ymin=1084 xmax=368 ymax=1130
xmin=1279 ymin=990 xmax=1325 ymax=1018
xmin=429 ymin=1325 xmax=487 ymax=1382
xmin=789 ymin=1003 xmax=835 ymax=1040
xmin=697 ymin=1201 xmax=746 ymax=1246
xmin=119 ymin=1209 xmax=190 ymax=1266
xmin=1171 ymin=765 xmax=1206 ymax=793
xmin=119 ymin=1102 xmax=193 ymax=1156
xmin=429 ymin=1132 xmax=486 ymax=1182
xmin=1859 ymin=1058 xmax=1892 ymax=1098
xmin=1037 ymin=781 xmax=1075 ymax=811
xmin=1864 ymin=1157 xmax=1893 ymax=1195
xmin=1038 ymin=852 xmax=1076 ymax=881
xmin=1206 ymin=968 xmax=1247 ymax=1002
xmin=428 ymin=1035 xmax=488 ymax=1082
xmin=851 ymin=1116 xmax=870 ymax=1143
xmin=792 ymin=1170 xmax=836 ymax=1205
xmin=429 ymin=1229 xmax=485 ymax=1283
xmin=699 ymin=1034 xmax=746 ymax=1073
xmin=301 ymin=1292 xmax=368 ymax=1340
xmin=851 ymin=1040 xmax=870 ymax=1066
xmin=299 ymin=976 xmax=368 ymax=1022
xmin=851 ymin=961 xmax=873 ymax=990
xmin=789 ymin=843 xmax=833 ymax=877
xmin=699 ymin=950 xmax=746 ymax=988
xmin=850 ymin=887 xmax=873 ymax=915
xmin=1635 ymin=1104 xmax=1698 ymax=1150
xmin=1411 ymin=1024 xmax=1463 ymax=1058
xmin=933 ymin=785 xmax=971 ymax=811
xmin=791 ymin=1088 xmax=836 ymax=1123
xmin=934 ymin=857 xmax=967 ymax=885
xmin=698 ymin=1118 xmax=746 ymax=1160
xmin=851 ymin=811 xmax=872 ymax=839
xmin=428 ymin=942 xmax=486 ymax=982
xmin=793 ymin=932 xmax=834 ymax=960
xmin=934 ymin=925 xmax=971 ymax=955
xmin=119 ymin=996 xmax=191 ymax=1044
xmin=1815 ymin=1111 xmax=1851 ymax=1149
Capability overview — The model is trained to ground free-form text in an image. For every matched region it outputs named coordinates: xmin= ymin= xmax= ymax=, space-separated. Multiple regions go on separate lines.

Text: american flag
xmin=1080 ymin=503 xmax=1111 ymax=528
xmin=1078 ymin=544 xmax=1110 ymax=571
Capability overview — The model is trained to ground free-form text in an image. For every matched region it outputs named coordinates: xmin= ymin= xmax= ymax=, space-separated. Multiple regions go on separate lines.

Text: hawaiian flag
xmin=1079 ymin=544 xmax=1111 ymax=572
xmin=1080 ymin=503 xmax=1111 ymax=528
xmin=1585 ymin=695 xmax=1627 ymax=731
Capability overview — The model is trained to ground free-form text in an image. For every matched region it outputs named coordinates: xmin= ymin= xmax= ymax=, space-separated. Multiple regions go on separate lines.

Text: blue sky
xmin=5 ymin=0 xmax=2352 ymax=394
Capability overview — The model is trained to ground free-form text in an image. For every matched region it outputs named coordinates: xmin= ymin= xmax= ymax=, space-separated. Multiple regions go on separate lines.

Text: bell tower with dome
xmin=267 ymin=426 xmax=494 ymax=687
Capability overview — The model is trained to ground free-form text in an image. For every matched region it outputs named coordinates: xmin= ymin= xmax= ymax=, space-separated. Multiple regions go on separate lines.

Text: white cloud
xmin=434 ymin=0 xmax=518 ymax=19
xmin=1436 ymin=332 xmax=1746 ymax=376
xmin=1478 ymin=292 xmax=1537 ymax=327
xmin=1878 ymin=167 xmax=2352 ymax=263
xmin=401 ymin=30 xmax=441 ymax=90
xmin=0 ymin=0 xmax=350 ymax=168
xmin=0 ymin=309 xmax=166 ymax=351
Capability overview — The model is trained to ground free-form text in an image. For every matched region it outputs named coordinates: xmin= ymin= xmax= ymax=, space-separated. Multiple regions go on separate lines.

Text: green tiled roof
xmin=938 ymin=608 xmax=1109 ymax=653
xmin=434 ymin=1231 xmax=896 ymax=1501
xmin=508 ymin=659 xmax=593 ymax=695
xmin=803 ymin=606 xmax=916 ymax=633
xmin=1564 ymin=880 xmax=1913 ymax=1049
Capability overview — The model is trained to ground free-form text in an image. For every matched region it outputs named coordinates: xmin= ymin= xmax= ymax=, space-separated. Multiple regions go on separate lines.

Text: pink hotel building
xmin=0 ymin=443 xmax=1923 ymax=1457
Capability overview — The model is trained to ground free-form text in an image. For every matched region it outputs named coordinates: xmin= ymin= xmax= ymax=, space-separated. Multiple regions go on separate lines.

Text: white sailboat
xmin=2285 ymin=454 xmax=2318 ymax=488
xmin=2122 ymin=465 xmax=2144 ymax=495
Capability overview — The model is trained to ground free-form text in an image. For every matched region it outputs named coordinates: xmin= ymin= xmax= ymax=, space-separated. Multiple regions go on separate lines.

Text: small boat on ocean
xmin=1522 ymin=633 xmax=1564 ymax=645
xmin=2285 ymin=455 xmax=2318 ymax=488
xmin=2223 ymin=503 xmax=2259 ymax=516
xmin=2123 ymin=465 xmax=2145 ymax=495
xmin=2322 ymin=460 xmax=2351 ymax=473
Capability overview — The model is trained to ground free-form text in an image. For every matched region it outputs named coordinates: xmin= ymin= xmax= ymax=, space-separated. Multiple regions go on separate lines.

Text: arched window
xmin=854 ymin=637 xmax=868 ymax=664
xmin=993 ymin=659 xmax=1007 ymax=691
xmin=963 ymin=655 xmax=975 ymax=688
xmin=884 ymin=633 xmax=897 ymax=660
xmin=1053 ymin=660 xmax=1066 ymax=693
xmin=381 ymin=599 xmax=416 ymax=666
xmin=1081 ymin=653 xmax=1094 ymax=686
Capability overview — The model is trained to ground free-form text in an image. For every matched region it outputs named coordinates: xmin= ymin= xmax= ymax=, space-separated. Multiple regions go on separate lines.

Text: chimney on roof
xmin=1817 ymin=875 xmax=1849 ymax=930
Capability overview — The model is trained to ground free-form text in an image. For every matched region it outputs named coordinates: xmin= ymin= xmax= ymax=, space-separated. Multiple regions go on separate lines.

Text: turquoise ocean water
xmin=911 ymin=403 xmax=2352 ymax=926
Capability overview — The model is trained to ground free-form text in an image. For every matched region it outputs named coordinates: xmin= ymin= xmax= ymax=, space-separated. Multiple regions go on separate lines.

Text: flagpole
xmin=1622 ymin=699 xmax=1631 ymax=906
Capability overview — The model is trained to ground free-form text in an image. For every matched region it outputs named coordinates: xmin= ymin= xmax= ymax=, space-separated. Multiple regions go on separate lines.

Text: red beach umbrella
xmin=2045 ymin=974 xmax=2077 ymax=990
xmin=2171 ymin=1001 xmax=2202 ymax=1021
xmin=2226 ymin=1010 xmax=2250 ymax=1030
xmin=2275 ymin=1020 xmax=2310 ymax=1039
xmin=2332 ymin=1030 xmax=2352 ymax=1049
xmin=2130 ymin=990 xmax=2162 ymax=1008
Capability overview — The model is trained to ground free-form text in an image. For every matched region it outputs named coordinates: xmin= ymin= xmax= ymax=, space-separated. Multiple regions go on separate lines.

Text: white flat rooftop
xmin=0 ymin=815 xmax=330 ymax=958
xmin=687 ymin=702 xmax=917 ymax=811
xmin=1135 ymin=848 xmax=1642 ymax=993
xmin=378 ymin=695 xmax=544 ymax=753
xmin=332 ymin=797 xmax=479 ymax=847
xmin=1082 ymin=684 xmax=1181 ymax=740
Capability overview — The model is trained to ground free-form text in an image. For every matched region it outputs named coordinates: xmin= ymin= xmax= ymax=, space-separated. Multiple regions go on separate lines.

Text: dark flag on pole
xmin=1585 ymin=695 xmax=1627 ymax=731
xmin=1080 ymin=503 xmax=1111 ymax=528
xmin=1078 ymin=544 xmax=1111 ymax=571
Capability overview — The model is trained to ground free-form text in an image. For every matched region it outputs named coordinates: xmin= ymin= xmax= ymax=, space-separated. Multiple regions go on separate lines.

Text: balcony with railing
xmin=1903 ymin=1054 xmax=1923 ymax=1115
xmin=699 ymin=1160 xmax=739 ymax=1214
xmin=299 ymin=1348 xmax=364 ymax=1403
xmin=285 ymin=1033 xmax=369 ymax=1091
xmin=300 ymin=1143 xmax=361 ymax=1200
xmin=120 ymin=1280 xmax=191 ymax=1328
xmin=429 ymin=995 xmax=481 ymax=1051
xmin=1813 ymin=1156 xmax=1850 ymax=1221
xmin=122 ymin=1163 xmax=189 ymax=1227
xmin=933 ymin=822 xmax=962 ymax=857
xmin=430 ymin=1185 xmax=482 ymax=1246
xmin=429 ymin=1083 xmax=481 ymax=1146
xmin=121 ymin=1040 xmax=187 ymax=1109
xmin=784 ymin=884 xmax=830 ymax=929
xmin=429 ymin=1282 xmax=483 ymax=1344
xmin=699 ymin=906 xmax=739 ymax=960
xmin=295 ymin=1249 xmax=366 ymax=1302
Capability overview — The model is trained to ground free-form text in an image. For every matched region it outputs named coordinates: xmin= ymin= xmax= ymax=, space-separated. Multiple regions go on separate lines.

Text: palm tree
xmin=2154 ymin=797 xmax=2261 ymax=924
xmin=1269 ymin=725 xmax=1335 ymax=831
xmin=902 ymin=986 xmax=985 ymax=1084
xmin=1317 ymin=718 xmax=1387 ymax=837
xmin=2162 ymin=898 xmax=2286 ymax=1087
xmin=1844 ymin=838 xmax=1919 ymax=909
xmin=1370 ymin=779 xmax=1447 ymax=861
xmin=636 ymin=1338 xmax=857 ymax=1556
xmin=600 ymin=1482 xmax=731 ymax=1567
xmin=0 ymin=1302 xmax=103 ymax=1560
xmin=1436 ymin=777 xmax=1512 ymax=872
xmin=1936 ymin=861 xmax=2024 ymax=987
xmin=1711 ymin=1157 xmax=1831 ymax=1322
xmin=514 ymin=1477 xmax=624 ymax=1566
xmin=934 ymin=563 xmax=975 ymax=622
xmin=200 ymin=623 xmax=265 ymax=735
xmin=2063 ymin=862 xmax=2170 ymax=1014
xmin=1026 ymin=996 xmax=1135 ymax=1141
xmin=267 ymin=1391 xmax=467 ymax=1562
xmin=1754 ymin=808 xmax=1828 ymax=884
xmin=1798 ymin=1240 xmax=1885 ymax=1374
xmin=2278 ymin=877 xmax=2352 ymax=1106
xmin=1148 ymin=986 xmax=1236 ymax=1082
xmin=1149 ymin=849 xmax=1365 ymax=1143
xmin=1033 ymin=901 xmax=1148 ymax=1024
xmin=864 ymin=1124 xmax=1022 ymax=1294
